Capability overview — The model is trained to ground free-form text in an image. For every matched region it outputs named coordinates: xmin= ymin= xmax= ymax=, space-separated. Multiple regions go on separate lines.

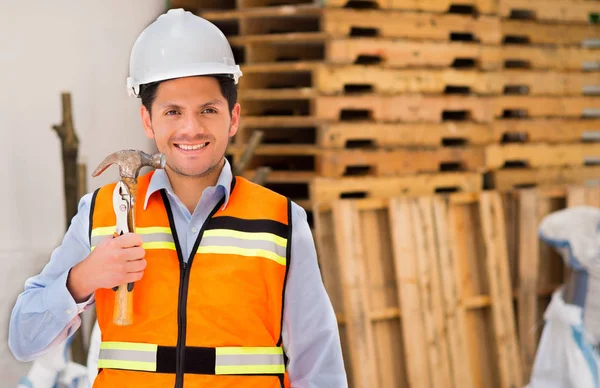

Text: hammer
xmin=92 ymin=149 xmax=166 ymax=325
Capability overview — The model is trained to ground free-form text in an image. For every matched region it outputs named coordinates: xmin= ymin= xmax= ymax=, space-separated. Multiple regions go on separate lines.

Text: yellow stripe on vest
xmin=197 ymin=246 xmax=286 ymax=266
xmin=91 ymin=226 xmax=172 ymax=237
xmin=97 ymin=360 xmax=157 ymax=372
xmin=203 ymin=229 xmax=287 ymax=248
xmin=100 ymin=342 xmax=158 ymax=351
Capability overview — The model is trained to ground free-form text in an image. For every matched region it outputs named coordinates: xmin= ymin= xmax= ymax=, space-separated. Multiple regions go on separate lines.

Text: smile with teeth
xmin=175 ymin=142 xmax=209 ymax=150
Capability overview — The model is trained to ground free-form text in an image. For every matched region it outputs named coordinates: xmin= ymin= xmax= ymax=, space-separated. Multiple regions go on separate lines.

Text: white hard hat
xmin=126 ymin=8 xmax=242 ymax=97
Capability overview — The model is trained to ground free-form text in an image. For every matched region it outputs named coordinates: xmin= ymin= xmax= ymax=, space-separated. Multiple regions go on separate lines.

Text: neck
xmin=165 ymin=158 xmax=225 ymax=214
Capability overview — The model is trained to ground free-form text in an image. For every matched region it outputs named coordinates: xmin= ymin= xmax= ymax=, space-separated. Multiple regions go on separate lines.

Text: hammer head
xmin=92 ymin=149 xmax=166 ymax=180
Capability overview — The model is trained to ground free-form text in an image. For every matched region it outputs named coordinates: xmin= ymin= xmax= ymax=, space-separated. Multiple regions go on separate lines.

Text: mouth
xmin=174 ymin=142 xmax=210 ymax=151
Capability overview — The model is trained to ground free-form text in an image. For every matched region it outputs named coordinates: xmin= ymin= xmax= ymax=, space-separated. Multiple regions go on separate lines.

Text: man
xmin=9 ymin=8 xmax=347 ymax=387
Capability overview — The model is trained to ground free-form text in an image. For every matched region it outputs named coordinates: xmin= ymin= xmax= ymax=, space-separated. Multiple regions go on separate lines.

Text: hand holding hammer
xmin=91 ymin=149 xmax=165 ymax=325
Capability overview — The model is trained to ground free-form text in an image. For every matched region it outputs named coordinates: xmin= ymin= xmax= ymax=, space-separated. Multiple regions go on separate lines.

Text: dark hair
xmin=139 ymin=75 xmax=238 ymax=117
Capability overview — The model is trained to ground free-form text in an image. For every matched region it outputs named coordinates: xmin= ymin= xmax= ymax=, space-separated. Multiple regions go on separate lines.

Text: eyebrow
xmin=159 ymin=100 xmax=225 ymax=110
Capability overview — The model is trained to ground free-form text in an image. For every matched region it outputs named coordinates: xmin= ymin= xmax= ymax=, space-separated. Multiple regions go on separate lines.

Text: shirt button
xmin=191 ymin=227 xmax=198 ymax=233
xmin=65 ymin=309 xmax=73 ymax=315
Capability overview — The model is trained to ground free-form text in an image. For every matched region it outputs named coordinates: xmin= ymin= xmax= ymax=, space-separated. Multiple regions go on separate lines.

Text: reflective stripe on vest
xmin=199 ymin=216 xmax=289 ymax=266
xmin=97 ymin=342 xmax=285 ymax=375
xmin=90 ymin=226 xmax=175 ymax=251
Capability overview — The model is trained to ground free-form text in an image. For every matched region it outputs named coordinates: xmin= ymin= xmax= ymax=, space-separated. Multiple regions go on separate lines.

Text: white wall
xmin=0 ymin=1 xmax=165 ymax=385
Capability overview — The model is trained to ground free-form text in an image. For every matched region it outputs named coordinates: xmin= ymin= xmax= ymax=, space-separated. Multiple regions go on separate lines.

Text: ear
xmin=141 ymin=105 xmax=155 ymax=140
xmin=228 ymin=103 xmax=241 ymax=138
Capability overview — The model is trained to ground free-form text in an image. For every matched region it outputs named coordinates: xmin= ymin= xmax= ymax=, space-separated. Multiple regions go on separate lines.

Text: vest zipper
xmin=165 ymin=190 xmax=226 ymax=388
xmin=175 ymin=259 xmax=191 ymax=388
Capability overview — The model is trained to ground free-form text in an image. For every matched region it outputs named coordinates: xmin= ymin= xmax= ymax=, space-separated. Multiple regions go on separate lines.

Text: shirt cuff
xmin=44 ymin=270 xmax=94 ymax=322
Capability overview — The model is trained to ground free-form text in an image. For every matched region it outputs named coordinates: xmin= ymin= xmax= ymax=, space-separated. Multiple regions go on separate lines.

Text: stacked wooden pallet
xmin=487 ymin=0 xmax=600 ymax=190
xmin=170 ymin=0 xmax=599 ymax=213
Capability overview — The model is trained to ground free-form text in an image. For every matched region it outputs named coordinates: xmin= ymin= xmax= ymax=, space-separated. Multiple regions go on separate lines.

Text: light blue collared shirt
xmin=9 ymin=159 xmax=347 ymax=387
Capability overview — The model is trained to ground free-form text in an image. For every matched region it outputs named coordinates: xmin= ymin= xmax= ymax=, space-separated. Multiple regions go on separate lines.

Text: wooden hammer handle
xmin=113 ymin=283 xmax=134 ymax=326
xmin=113 ymin=176 xmax=138 ymax=326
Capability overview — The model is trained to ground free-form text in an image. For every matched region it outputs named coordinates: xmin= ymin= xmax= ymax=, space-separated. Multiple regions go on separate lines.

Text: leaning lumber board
xmin=479 ymin=192 xmax=523 ymax=387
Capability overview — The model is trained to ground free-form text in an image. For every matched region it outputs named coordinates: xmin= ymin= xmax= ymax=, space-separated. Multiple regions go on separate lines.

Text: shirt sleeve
xmin=9 ymin=193 xmax=96 ymax=362
xmin=282 ymin=202 xmax=348 ymax=387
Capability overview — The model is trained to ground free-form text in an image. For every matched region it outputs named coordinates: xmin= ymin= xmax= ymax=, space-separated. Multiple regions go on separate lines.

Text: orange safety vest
xmin=89 ymin=171 xmax=291 ymax=388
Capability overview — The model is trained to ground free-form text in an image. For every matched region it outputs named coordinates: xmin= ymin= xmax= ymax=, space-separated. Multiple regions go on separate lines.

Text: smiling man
xmin=9 ymin=9 xmax=347 ymax=388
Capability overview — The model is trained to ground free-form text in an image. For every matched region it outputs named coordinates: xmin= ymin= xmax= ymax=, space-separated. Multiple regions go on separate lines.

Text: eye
xmin=202 ymin=108 xmax=217 ymax=114
xmin=165 ymin=110 xmax=180 ymax=116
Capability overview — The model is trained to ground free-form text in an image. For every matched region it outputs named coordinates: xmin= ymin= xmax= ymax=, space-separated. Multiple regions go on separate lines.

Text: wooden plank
xmin=324 ymin=0 xmax=498 ymax=13
xmin=319 ymin=147 xmax=485 ymax=176
xmin=319 ymin=122 xmax=494 ymax=148
xmin=326 ymin=39 xmax=599 ymax=70
xmin=491 ymin=119 xmax=600 ymax=144
xmin=448 ymin=196 xmax=492 ymax=387
xmin=478 ymin=192 xmax=523 ymax=388
xmin=323 ymin=10 xmax=502 ymax=44
xmin=485 ymin=143 xmax=600 ymax=170
xmin=231 ymin=145 xmax=485 ymax=177
xmin=170 ymin=0 xmax=234 ymax=10
xmin=310 ymin=173 xmax=483 ymax=203
xmin=388 ymin=199 xmax=433 ymax=387
xmin=315 ymin=95 xmax=494 ymax=122
xmin=240 ymin=64 xmax=600 ymax=95
xmin=499 ymin=0 xmax=600 ymax=23
xmin=411 ymin=198 xmax=453 ymax=387
xmin=489 ymin=166 xmax=600 ymax=190
xmin=331 ymin=201 xmax=379 ymax=387
xmin=314 ymin=67 xmax=600 ymax=95
xmin=501 ymin=20 xmax=600 ymax=46
xmin=310 ymin=206 xmax=357 ymax=386
xmin=493 ymin=96 xmax=600 ymax=119
xmin=238 ymin=0 xmax=317 ymax=8
xmin=433 ymin=197 xmax=474 ymax=388
xmin=516 ymin=190 xmax=540 ymax=382
xmin=360 ymin=204 xmax=406 ymax=387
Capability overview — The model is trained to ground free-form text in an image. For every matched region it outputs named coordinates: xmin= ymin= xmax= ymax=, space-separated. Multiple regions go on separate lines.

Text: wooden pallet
xmin=217 ymin=7 xmax=599 ymax=47
xmin=486 ymin=143 xmax=600 ymax=170
xmin=234 ymin=118 xmax=600 ymax=148
xmin=492 ymin=96 xmax=600 ymax=119
xmin=233 ymin=36 xmax=600 ymax=68
xmin=317 ymin=122 xmax=495 ymax=147
xmin=320 ymin=147 xmax=485 ymax=176
xmin=228 ymin=144 xmax=485 ymax=177
xmin=310 ymin=95 xmax=600 ymax=123
xmin=174 ymin=0 xmax=498 ymax=13
xmin=207 ymin=8 xmax=502 ymax=43
xmin=310 ymin=173 xmax=483 ymax=202
xmin=313 ymin=191 xmax=522 ymax=387
xmin=487 ymin=165 xmax=600 ymax=190
xmin=240 ymin=64 xmax=600 ymax=96
xmin=234 ymin=119 xmax=491 ymax=147
xmin=499 ymin=0 xmax=600 ymax=24
xmin=324 ymin=0 xmax=498 ymax=13
xmin=325 ymin=39 xmax=600 ymax=70
xmin=491 ymin=119 xmax=600 ymax=144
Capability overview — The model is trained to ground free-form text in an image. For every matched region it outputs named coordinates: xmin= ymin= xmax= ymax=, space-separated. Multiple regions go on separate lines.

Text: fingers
xmin=113 ymin=233 xmax=144 ymax=248
xmin=119 ymin=246 xmax=146 ymax=261
xmin=124 ymin=258 xmax=147 ymax=273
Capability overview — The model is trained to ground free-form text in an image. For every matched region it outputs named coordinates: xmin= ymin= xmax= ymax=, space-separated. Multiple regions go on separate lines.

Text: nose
xmin=181 ymin=113 xmax=207 ymax=136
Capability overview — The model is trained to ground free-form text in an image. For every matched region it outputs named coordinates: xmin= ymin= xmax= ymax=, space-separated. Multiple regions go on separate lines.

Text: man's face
xmin=141 ymin=76 xmax=240 ymax=178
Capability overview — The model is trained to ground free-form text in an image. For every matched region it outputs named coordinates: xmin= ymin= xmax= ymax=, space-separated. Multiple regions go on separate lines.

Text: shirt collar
xmin=143 ymin=158 xmax=233 ymax=210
